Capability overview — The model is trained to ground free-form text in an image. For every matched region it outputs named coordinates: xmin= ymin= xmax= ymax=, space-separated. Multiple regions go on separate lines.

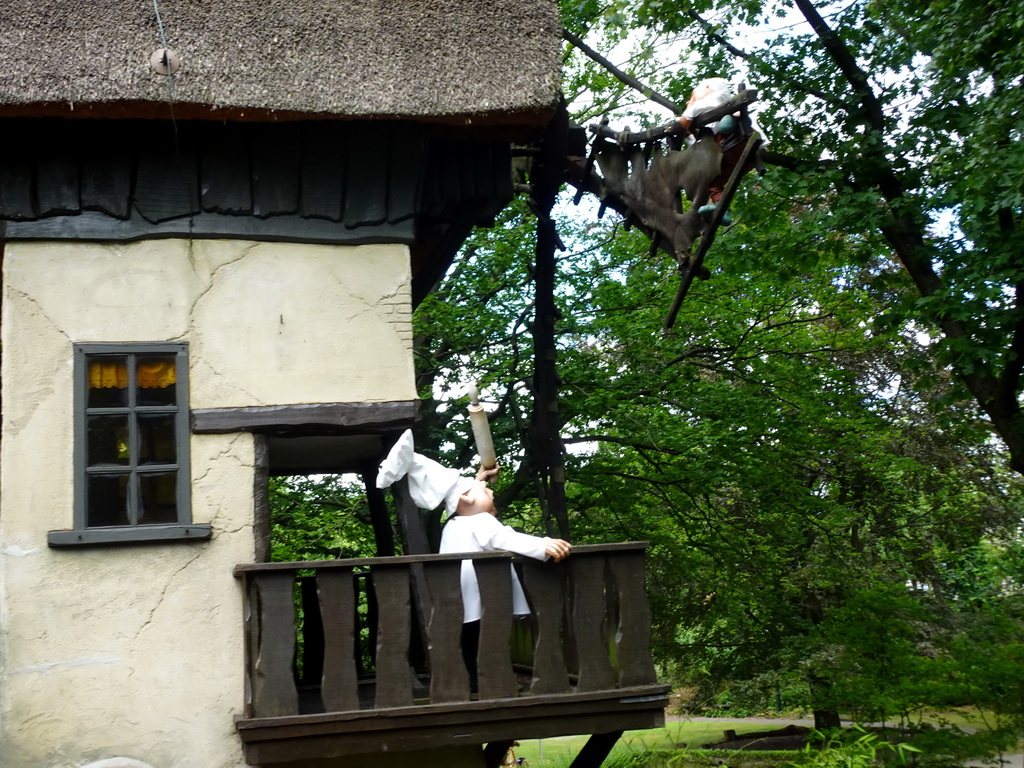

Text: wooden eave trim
xmin=191 ymin=400 xmax=419 ymax=435
xmin=0 ymin=101 xmax=556 ymax=136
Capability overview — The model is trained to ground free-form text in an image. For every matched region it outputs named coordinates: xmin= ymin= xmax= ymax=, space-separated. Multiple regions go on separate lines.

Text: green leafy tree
xmin=269 ymin=474 xmax=378 ymax=562
xmin=414 ymin=163 xmax=1023 ymax=735
xmin=561 ymin=0 xmax=1024 ymax=474
xmin=537 ymin=9 xmax=1024 ymax=746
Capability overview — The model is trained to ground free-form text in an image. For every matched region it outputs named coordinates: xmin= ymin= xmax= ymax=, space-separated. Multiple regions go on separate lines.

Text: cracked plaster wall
xmin=0 ymin=239 xmax=416 ymax=767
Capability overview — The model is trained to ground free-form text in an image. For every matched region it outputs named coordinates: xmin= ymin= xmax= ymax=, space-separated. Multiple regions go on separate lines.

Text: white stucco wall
xmin=4 ymin=239 xmax=416 ymax=408
xmin=0 ymin=239 xmax=416 ymax=767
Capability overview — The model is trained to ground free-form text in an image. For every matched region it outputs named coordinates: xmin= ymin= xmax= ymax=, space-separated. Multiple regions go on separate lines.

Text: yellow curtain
xmin=137 ymin=360 xmax=176 ymax=388
xmin=88 ymin=360 xmax=176 ymax=389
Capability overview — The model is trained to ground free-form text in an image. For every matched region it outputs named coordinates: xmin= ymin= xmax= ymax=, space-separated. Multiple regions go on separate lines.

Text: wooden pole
xmin=362 ymin=467 xmax=396 ymax=557
xmin=531 ymin=101 xmax=572 ymax=541
xmin=568 ymin=731 xmax=624 ymax=768
xmin=664 ymin=132 xmax=763 ymax=330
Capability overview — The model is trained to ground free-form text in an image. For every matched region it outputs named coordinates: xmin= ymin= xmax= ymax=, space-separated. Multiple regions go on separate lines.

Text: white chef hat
xmin=375 ymin=429 xmax=475 ymax=517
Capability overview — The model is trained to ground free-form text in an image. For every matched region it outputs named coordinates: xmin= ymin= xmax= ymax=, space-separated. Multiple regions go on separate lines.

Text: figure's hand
xmin=476 ymin=465 xmax=500 ymax=484
xmin=545 ymin=539 xmax=572 ymax=562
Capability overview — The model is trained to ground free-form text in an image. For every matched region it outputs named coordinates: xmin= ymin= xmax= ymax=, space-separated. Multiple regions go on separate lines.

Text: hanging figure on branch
xmin=679 ymin=77 xmax=767 ymax=224
xmin=582 ymin=75 xmax=764 ymax=272
xmin=566 ymin=27 xmax=772 ymax=323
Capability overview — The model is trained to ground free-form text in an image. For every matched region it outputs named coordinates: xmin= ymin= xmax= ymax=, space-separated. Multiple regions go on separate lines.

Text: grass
xmin=512 ymin=720 xmax=788 ymax=766
xmin=509 ymin=712 xmax=1024 ymax=767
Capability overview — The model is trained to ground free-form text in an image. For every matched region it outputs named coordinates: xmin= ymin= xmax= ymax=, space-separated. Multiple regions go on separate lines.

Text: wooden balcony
xmin=233 ymin=542 xmax=669 ymax=765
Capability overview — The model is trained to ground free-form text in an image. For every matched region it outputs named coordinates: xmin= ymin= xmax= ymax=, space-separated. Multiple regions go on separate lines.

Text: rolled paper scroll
xmin=467 ymin=383 xmax=497 ymax=470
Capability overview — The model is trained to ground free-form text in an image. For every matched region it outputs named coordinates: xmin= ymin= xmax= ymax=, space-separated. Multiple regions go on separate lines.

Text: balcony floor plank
xmin=237 ymin=684 xmax=670 ymax=764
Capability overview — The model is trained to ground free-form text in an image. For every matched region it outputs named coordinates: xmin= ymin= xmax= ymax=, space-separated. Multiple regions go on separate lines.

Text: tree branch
xmin=563 ymin=29 xmax=684 ymax=114
xmin=792 ymin=0 xmax=886 ymax=131
xmin=688 ymin=8 xmax=841 ymax=108
xmin=586 ymin=91 xmax=757 ymax=144
xmin=562 ymin=433 xmax=684 ymax=456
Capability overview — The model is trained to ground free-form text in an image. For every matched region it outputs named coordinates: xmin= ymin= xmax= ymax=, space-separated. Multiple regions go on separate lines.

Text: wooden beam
xmin=568 ymin=731 xmax=624 ymax=768
xmin=363 ymin=471 xmax=396 ymax=557
xmin=483 ymin=740 xmax=515 ymax=768
xmin=233 ymin=543 xmax=649 ymax=575
xmin=237 ymin=686 xmax=668 ymax=763
xmin=191 ymin=400 xmax=419 ymax=434
xmin=237 ymin=684 xmax=669 ymax=733
xmin=586 ymin=91 xmax=758 ymax=146
xmin=664 ymin=132 xmax=763 ymax=330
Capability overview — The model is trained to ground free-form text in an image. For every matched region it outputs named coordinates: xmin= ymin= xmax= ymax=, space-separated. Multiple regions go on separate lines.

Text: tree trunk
xmin=813 ymin=707 xmax=842 ymax=731
xmin=808 ymin=673 xmax=842 ymax=731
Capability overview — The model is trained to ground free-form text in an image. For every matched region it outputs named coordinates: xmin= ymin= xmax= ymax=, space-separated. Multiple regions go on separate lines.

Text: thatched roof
xmin=0 ymin=0 xmax=562 ymax=126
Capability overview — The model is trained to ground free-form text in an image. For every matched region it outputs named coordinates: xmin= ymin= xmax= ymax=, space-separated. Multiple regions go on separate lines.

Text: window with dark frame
xmin=48 ymin=342 xmax=211 ymax=547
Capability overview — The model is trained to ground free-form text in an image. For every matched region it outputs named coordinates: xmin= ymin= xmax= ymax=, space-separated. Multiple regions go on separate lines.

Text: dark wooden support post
xmin=393 ymin=477 xmax=431 ymax=556
xmin=390 ymin=477 xmax=433 ymax=673
xmin=252 ymin=434 xmax=271 ymax=563
xmin=568 ymin=731 xmax=624 ymax=768
xmin=531 ymin=99 xmax=572 ymax=540
xmin=483 ymin=740 xmax=515 ymax=768
xmin=363 ymin=470 xmax=395 ymax=557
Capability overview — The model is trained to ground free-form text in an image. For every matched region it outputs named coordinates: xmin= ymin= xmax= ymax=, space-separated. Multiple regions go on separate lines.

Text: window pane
xmin=87 ymin=415 xmax=130 ymax=466
xmin=76 ymin=344 xmax=191 ymax=533
xmin=136 ymin=356 xmax=177 ymax=406
xmin=138 ymin=414 xmax=176 ymax=464
xmin=87 ymin=474 xmax=130 ymax=527
xmin=139 ymin=472 xmax=178 ymax=524
xmin=87 ymin=357 xmax=128 ymax=408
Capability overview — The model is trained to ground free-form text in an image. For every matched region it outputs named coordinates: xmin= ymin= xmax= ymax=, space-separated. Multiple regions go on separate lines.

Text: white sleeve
xmin=471 ymin=514 xmax=551 ymax=561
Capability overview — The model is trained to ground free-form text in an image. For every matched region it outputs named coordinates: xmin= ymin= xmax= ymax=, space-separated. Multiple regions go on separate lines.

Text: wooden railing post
xmin=607 ymin=548 xmax=657 ymax=687
xmin=316 ymin=567 xmax=359 ymax=712
xmin=422 ymin=559 xmax=470 ymax=702
xmin=474 ymin=557 xmax=517 ymax=700
xmin=250 ymin=571 xmax=299 ymax=717
xmin=519 ymin=557 xmax=570 ymax=694
xmin=570 ymin=553 xmax=616 ymax=692
xmin=372 ymin=563 xmax=414 ymax=708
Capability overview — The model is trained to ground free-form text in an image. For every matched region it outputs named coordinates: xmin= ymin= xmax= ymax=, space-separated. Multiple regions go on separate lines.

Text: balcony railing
xmin=233 ymin=542 xmax=669 ymax=764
